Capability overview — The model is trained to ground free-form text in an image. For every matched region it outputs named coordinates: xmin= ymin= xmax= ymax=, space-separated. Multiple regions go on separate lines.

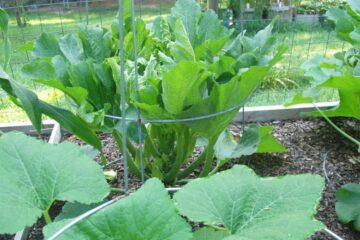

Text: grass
xmin=0 ymin=1 xmax=344 ymax=123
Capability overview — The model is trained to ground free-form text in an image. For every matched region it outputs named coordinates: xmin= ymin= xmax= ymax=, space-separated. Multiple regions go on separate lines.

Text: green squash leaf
xmin=55 ymin=202 xmax=104 ymax=222
xmin=214 ymin=126 xmax=260 ymax=161
xmin=308 ymin=76 xmax=360 ymax=120
xmin=0 ymin=132 xmax=109 ymax=234
xmin=44 ymin=178 xmax=192 ymax=240
xmin=174 ymin=165 xmax=325 ymax=239
xmin=336 ymin=183 xmax=360 ymax=231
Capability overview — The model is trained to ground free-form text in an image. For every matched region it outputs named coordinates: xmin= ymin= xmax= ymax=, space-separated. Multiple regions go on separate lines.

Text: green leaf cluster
xmin=42 ymin=165 xmax=324 ymax=240
xmin=0 ymin=0 xmax=287 ymax=184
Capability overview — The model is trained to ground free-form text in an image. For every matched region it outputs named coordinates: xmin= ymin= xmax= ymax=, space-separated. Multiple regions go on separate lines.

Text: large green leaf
xmin=0 ymin=132 xmax=109 ymax=234
xmin=79 ymin=26 xmax=111 ymax=63
xmin=0 ymin=69 xmax=101 ymax=149
xmin=44 ymin=178 xmax=192 ymax=240
xmin=32 ymin=32 xmax=61 ymax=57
xmin=171 ymin=0 xmax=200 ymax=46
xmin=162 ymin=61 xmax=207 ymax=115
xmin=174 ymin=165 xmax=325 ymax=239
xmin=40 ymin=102 xmax=102 ymax=150
xmin=214 ymin=127 xmax=260 ymax=161
xmin=21 ymin=58 xmax=88 ymax=105
xmin=196 ymin=10 xmax=228 ymax=46
xmin=170 ymin=20 xmax=196 ymax=62
xmin=180 ymin=66 xmax=269 ymax=138
xmin=214 ymin=125 xmax=286 ymax=162
xmin=308 ymin=75 xmax=360 ymax=120
xmin=0 ymin=66 xmax=42 ymax=132
xmin=336 ymin=183 xmax=360 ymax=231
xmin=59 ymin=34 xmax=85 ymax=65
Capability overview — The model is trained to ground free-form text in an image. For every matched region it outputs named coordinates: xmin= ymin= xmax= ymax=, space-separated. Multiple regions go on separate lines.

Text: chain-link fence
xmin=0 ymin=0 xmax=345 ymax=123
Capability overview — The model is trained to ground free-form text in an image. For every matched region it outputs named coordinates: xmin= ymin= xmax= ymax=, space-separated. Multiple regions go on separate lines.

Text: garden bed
xmin=63 ymin=118 xmax=359 ymax=240
xmin=1 ymin=117 xmax=359 ymax=240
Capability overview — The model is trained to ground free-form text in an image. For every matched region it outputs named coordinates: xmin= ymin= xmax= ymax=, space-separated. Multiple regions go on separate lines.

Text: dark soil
xmin=229 ymin=118 xmax=360 ymax=240
xmin=3 ymin=119 xmax=360 ymax=239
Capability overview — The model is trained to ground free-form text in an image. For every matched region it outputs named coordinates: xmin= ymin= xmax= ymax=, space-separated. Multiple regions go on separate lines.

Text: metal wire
xmin=118 ymin=0 xmax=129 ymax=192
xmin=130 ymin=0 xmax=145 ymax=183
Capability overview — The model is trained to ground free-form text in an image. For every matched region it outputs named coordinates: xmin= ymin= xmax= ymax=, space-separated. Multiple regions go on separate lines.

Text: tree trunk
xmin=208 ymin=0 xmax=218 ymax=12
xmin=15 ymin=9 xmax=23 ymax=27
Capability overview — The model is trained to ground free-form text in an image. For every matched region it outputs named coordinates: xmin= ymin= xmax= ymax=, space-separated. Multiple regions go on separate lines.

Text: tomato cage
xmin=0 ymin=0 xmax=358 ymax=240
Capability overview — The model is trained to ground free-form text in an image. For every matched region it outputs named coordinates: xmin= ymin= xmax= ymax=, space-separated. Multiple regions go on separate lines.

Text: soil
xmin=230 ymin=118 xmax=360 ymax=240
xmin=2 ymin=118 xmax=360 ymax=239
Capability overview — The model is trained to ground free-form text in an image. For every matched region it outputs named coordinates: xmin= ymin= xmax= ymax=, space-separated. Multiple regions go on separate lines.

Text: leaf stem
xmin=43 ymin=209 xmax=52 ymax=224
xmin=112 ymin=130 xmax=143 ymax=178
xmin=165 ymin=128 xmax=189 ymax=184
xmin=199 ymin=139 xmax=217 ymax=177
xmin=315 ymin=105 xmax=360 ymax=149
xmin=111 ymin=187 xmax=126 ymax=193
xmin=177 ymin=146 xmax=208 ymax=180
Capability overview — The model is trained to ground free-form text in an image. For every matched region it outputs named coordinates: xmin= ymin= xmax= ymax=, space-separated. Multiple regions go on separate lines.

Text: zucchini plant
xmin=0 ymin=0 xmax=287 ymax=185
xmin=0 ymin=133 xmax=325 ymax=238
xmin=287 ymin=0 xmax=360 ymax=232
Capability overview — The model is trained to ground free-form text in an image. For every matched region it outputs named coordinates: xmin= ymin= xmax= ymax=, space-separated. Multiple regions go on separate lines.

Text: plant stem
xmin=199 ymin=147 xmax=215 ymax=177
xmin=43 ymin=210 xmax=52 ymax=224
xmin=177 ymin=148 xmax=207 ymax=180
xmin=112 ymin=130 xmax=143 ymax=178
xmin=165 ymin=129 xmax=189 ymax=184
xmin=315 ymin=106 xmax=360 ymax=149
xmin=111 ymin=187 xmax=126 ymax=193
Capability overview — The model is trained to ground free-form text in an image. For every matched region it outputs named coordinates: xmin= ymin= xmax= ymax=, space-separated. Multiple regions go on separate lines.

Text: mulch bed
xmin=1 ymin=118 xmax=359 ymax=239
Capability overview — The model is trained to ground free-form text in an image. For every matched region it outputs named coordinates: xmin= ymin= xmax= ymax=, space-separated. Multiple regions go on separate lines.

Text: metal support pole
xmin=239 ymin=0 xmax=243 ymax=32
